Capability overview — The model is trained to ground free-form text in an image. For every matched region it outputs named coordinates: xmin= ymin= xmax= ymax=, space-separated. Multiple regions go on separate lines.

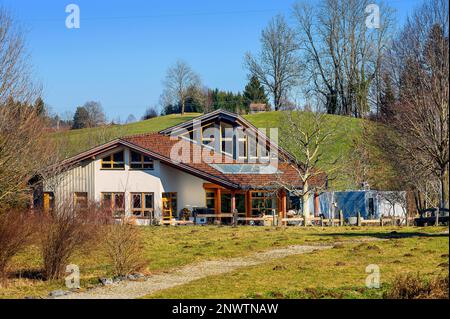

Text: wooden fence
xmin=165 ymin=210 xmax=416 ymax=227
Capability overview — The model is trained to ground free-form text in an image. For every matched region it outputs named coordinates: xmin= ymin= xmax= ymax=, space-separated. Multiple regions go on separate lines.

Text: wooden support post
xmin=320 ymin=215 xmax=324 ymax=227
xmin=339 ymin=210 xmax=344 ymax=226
xmin=231 ymin=191 xmax=236 ymax=227
xmin=279 ymin=190 xmax=287 ymax=226
xmin=357 ymin=211 xmax=361 ymax=226
xmin=216 ymin=188 xmax=222 ymax=225
xmin=380 ymin=216 xmax=383 ymax=227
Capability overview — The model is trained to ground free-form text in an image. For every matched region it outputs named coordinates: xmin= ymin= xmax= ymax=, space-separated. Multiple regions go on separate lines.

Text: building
xmin=249 ymin=103 xmax=267 ymax=114
xmin=34 ymin=110 xmax=325 ymax=225
xmin=317 ymin=190 xmax=407 ymax=220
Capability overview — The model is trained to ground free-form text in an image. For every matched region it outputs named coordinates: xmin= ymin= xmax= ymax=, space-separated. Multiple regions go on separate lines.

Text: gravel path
xmin=57 ymin=245 xmax=332 ymax=299
xmin=57 ymin=238 xmax=384 ymax=299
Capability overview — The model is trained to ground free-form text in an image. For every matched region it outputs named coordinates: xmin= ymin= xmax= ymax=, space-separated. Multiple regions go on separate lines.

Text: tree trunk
xmin=302 ymin=182 xmax=311 ymax=225
xmin=181 ymin=98 xmax=185 ymax=116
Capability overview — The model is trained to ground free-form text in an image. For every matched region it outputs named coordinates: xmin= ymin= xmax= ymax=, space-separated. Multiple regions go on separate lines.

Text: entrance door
xmin=162 ymin=192 xmax=177 ymax=223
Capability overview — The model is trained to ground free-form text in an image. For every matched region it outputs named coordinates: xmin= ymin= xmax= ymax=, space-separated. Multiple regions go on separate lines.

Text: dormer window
xmin=101 ymin=151 xmax=124 ymax=169
xmin=130 ymin=151 xmax=154 ymax=169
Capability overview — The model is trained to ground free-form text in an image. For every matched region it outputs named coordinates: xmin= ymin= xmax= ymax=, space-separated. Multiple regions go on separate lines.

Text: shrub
xmin=384 ymin=273 xmax=449 ymax=299
xmin=39 ymin=204 xmax=108 ymax=280
xmin=102 ymin=218 xmax=145 ymax=276
xmin=0 ymin=210 xmax=35 ymax=282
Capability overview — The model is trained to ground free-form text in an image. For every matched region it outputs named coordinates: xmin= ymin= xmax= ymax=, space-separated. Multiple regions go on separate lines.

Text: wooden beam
xmin=216 ymin=188 xmax=222 ymax=224
xmin=246 ymin=191 xmax=251 ymax=219
xmin=281 ymin=189 xmax=287 ymax=220
xmin=231 ymin=191 xmax=236 ymax=213
xmin=203 ymin=183 xmax=225 ymax=189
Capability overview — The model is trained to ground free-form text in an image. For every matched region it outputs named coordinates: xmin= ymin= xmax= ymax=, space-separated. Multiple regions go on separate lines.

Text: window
xmin=237 ymin=132 xmax=247 ymax=160
xmin=205 ymin=190 xmax=216 ymax=213
xmin=221 ymin=192 xmax=232 ymax=213
xmin=131 ymin=192 xmax=154 ymax=218
xmin=248 ymin=136 xmax=258 ymax=159
xmin=251 ymin=191 xmax=276 ymax=217
xmin=221 ymin=123 xmax=233 ymax=156
xmin=201 ymin=123 xmax=216 ymax=148
xmin=74 ymin=192 xmax=88 ymax=210
xmin=101 ymin=151 xmax=124 ymax=169
xmin=101 ymin=192 xmax=125 ymax=218
xmin=130 ymin=151 xmax=154 ymax=170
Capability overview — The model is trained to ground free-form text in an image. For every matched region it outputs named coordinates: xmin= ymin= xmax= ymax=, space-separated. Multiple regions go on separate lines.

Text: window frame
xmin=101 ymin=150 xmax=125 ymax=170
xmin=220 ymin=123 xmax=234 ymax=157
xmin=201 ymin=123 xmax=216 ymax=149
xmin=73 ymin=192 xmax=88 ymax=210
xmin=130 ymin=192 xmax=154 ymax=219
xmin=250 ymin=191 xmax=276 ymax=217
xmin=101 ymin=192 xmax=125 ymax=218
xmin=129 ymin=150 xmax=154 ymax=170
xmin=205 ymin=189 xmax=216 ymax=213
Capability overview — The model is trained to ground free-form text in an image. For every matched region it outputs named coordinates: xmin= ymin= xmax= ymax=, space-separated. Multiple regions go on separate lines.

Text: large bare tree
xmin=0 ymin=8 xmax=56 ymax=209
xmin=0 ymin=6 xmax=37 ymax=104
xmin=162 ymin=60 xmax=201 ymax=115
xmin=245 ymin=15 xmax=301 ymax=110
xmin=292 ymin=0 xmax=394 ymax=117
xmin=277 ymin=109 xmax=340 ymax=223
xmin=386 ymin=0 xmax=449 ymax=210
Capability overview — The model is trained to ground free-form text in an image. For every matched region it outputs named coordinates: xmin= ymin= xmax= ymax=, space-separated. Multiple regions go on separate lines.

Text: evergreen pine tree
xmin=243 ymin=75 xmax=269 ymax=108
xmin=72 ymin=106 xmax=90 ymax=129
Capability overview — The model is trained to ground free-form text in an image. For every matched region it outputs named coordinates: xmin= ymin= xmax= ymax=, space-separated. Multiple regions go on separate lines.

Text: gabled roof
xmin=159 ymin=109 xmax=295 ymax=161
xmin=49 ymin=111 xmax=326 ymax=190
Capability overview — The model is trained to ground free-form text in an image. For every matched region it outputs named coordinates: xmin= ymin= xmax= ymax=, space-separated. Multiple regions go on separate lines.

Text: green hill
xmin=52 ymin=111 xmax=385 ymax=190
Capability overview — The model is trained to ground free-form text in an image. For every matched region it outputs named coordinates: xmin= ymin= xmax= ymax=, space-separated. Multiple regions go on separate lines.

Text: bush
xmin=103 ymin=218 xmax=145 ymax=277
xmin=39 ymin=204 xmax=108 ymax=280
xmin=0 ymin=210 xmax=35 ymax=282
xmin=384 ymin=273 xmax=449 ymax=299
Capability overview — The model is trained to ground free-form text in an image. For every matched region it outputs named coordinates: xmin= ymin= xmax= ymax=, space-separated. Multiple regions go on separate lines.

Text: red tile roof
xmin=122 ymin=133 xmax=326 ymax=190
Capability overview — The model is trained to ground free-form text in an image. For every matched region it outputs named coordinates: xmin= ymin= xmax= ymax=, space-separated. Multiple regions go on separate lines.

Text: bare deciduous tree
xmin=292 ymin=0 xmax=394 ymax=117
xmin=0 ymin=7 xmax=38 ymax=105
xmin=386 ymin=0 xmax=449 ymax=210
xmin=162 ymin=60 xmax=201 ymax=115
xmin=277 ymin=109 xmax=340 ymax=222
xmin=84 ymin=101 xmax=106 ymax=127
xmin=245 ymin=15 xmax=301 ymax=110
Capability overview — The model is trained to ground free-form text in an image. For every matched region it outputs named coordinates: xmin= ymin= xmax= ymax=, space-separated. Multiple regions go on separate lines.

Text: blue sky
xmin=1 ymin=0 xmax=422 ymax=121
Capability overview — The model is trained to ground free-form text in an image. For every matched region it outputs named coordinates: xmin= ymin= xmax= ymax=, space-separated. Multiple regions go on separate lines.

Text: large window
xmin=221 ymin=123 xmax=233 ymax=156
xmin=130 ymin=151 xmax=154 ymax=170
xmin=237 ymin=129 xmax=247 ymax=160
xmin=205 ymin=190 xmax=216 ymax=213
xmin=73 ymin=192 xmax=88 ymax=210
xmin=251 ymin=191 xmax=276 ymax=217
xmin=201 ymin=123 xmax=216 ymax=148
xmin=221 ymin=192 xmax=232 ymax=213
xmin=131 ymin=192 xmax=154 ymax=219
xmin=101 ymin=192 xmax=125 ymax=218
xmin=101 ymin=151 xmax=124 ymax=169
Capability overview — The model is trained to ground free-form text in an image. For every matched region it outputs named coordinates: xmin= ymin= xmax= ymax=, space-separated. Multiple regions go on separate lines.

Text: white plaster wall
xmin=159 ymin=162 xmax=209 ymax=218
xmin=94 ymin=147 xmax=163 ymax=220
xmin=94 ymin=146 xmax=209 ymax=221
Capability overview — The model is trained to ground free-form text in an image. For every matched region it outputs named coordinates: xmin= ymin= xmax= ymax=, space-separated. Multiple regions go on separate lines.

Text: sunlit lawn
xmin=145 ymin=231 xmax=449 ymax=299
xmin=1 ymin=226 xmax=447 ymax=299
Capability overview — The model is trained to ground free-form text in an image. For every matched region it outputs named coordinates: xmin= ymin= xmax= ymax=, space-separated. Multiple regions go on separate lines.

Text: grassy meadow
xmin=1 ymin=226 xmax=447 ymax=299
